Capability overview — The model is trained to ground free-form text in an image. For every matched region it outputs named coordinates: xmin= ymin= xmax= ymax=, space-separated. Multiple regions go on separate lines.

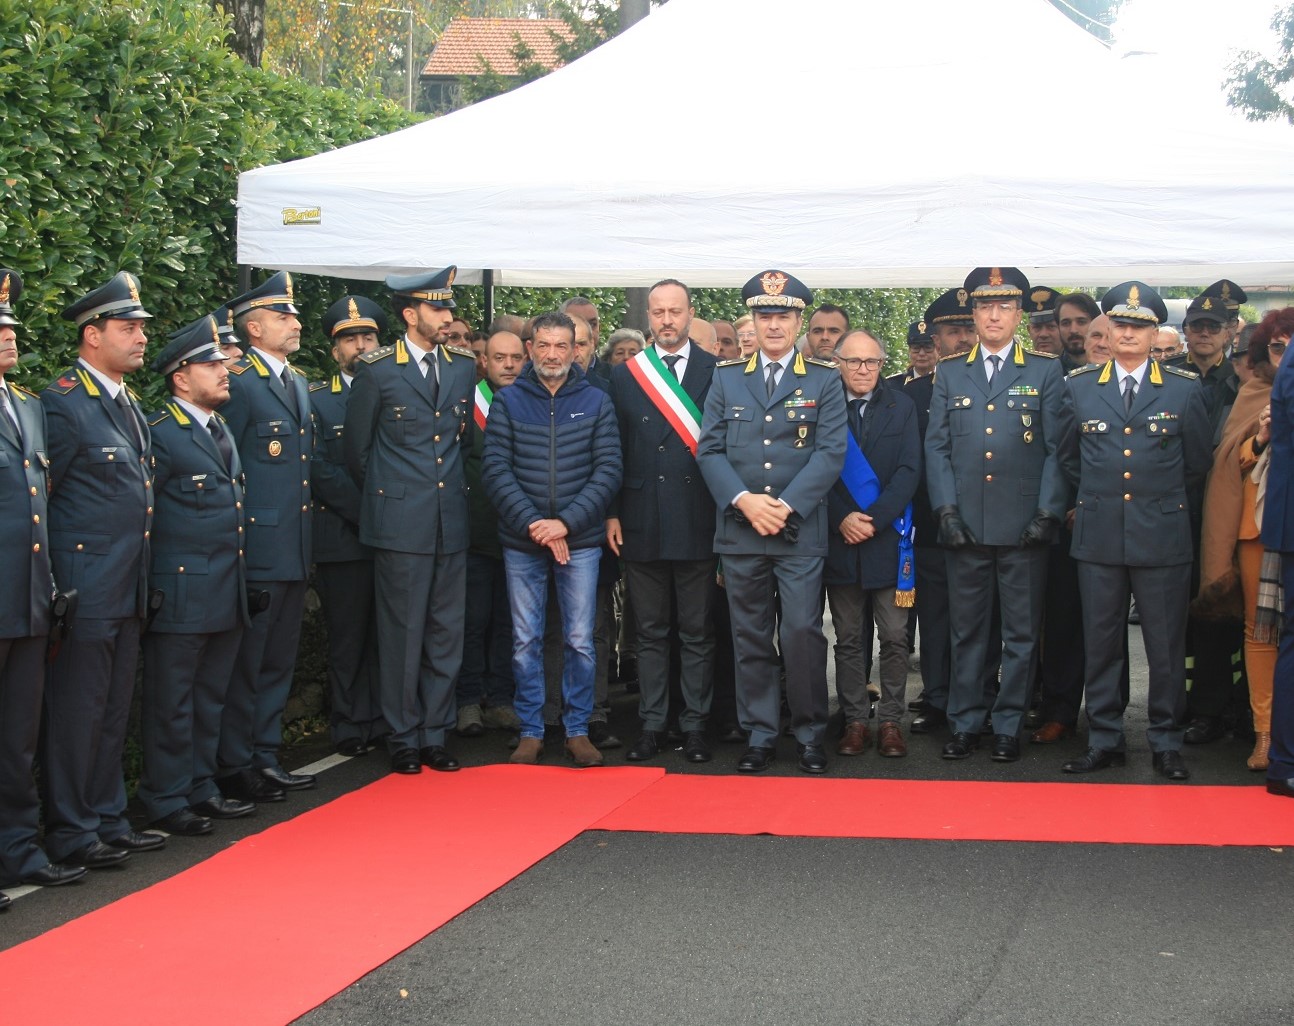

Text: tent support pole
xmin=483 ymin=268 xmax=495 ymax=327
xmin=237 ymin=263 xmax=251 ymax=294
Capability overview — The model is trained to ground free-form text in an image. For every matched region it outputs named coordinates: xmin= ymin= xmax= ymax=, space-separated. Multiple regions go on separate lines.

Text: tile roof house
xmin=420 ymin=17 xmax=572 ymax=112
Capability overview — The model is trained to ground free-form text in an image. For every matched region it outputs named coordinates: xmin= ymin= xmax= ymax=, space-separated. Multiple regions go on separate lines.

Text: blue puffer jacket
xmin=481 ymin=363 xmax=622 ymax=552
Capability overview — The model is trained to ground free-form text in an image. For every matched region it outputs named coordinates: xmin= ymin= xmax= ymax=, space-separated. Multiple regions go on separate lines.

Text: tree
xmin=212 ymin=0 xmax=265 ymax=65
xmin=1226 ymin=3 xmax=1294 ymax=124
xmin=265 ymin=0 xmax=412 ymax=97
xmin=1045 ymin=0 xmax=1124 ymax=45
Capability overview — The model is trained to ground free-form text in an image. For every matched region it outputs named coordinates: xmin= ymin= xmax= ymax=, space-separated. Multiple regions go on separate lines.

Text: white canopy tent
xmin=236 ymin=0 xmax=1294 ymax=288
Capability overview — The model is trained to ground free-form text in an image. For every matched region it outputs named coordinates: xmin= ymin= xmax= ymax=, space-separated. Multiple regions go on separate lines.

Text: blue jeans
xmin=504 ymin=546 xmax=600 ymax=739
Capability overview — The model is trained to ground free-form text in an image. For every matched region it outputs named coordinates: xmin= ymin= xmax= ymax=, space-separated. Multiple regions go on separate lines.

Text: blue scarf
xmin=840 ymin=425 xmax=915 ymax=607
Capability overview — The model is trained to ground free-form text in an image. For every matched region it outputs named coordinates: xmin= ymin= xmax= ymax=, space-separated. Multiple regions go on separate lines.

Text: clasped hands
xmin=528 ymin=518 xmax=570 ymax=564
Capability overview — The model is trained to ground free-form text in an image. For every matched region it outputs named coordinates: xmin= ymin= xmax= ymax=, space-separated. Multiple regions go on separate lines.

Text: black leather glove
xmin=935 ymin=505 xmax=976 ymax=548
xmin=1019 ymin=509 xmax=1060 ymax=547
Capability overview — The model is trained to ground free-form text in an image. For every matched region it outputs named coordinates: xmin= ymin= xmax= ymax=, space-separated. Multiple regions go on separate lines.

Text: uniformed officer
xmin=217 ymin=271 xmax=315 ymax=802
xmin=343 ymin=266 xmax=474 ymax=775
xmin=210 ymin=302 xmax=242 ymax=360
xmin=1058 ymin=282 xmax=1211 ymax=780
xmin=42 ymin=271 xmax=163 ymax=868
xmin=925 ymin=267 xmax=1070 ymax=763
xmin=310 ymin=296 xmax=385 ymax=757
xmin=696 ymin=270 xmax=847 ymax=774
xmin=0 ymin=269 xmax=87 ymax=896
xmin=140 ymin=316 xmax=253 ymax=836
xmin=1024 ymin=285 xmax=1063 ymax=356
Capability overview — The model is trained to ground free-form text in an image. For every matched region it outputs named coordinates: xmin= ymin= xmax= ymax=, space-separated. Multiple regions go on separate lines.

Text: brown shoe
xmin=837 ymin=720 xmax=871 ymax=756
xmin=1030 ymin=721 xmax=1072 ymax=744
xmin=1248 ymin=731 xmax=1272 ymax=772
xmin=878 ymin=721 xmax=907 ymax=758
xmin=509 ymin=737 xmax=543 ymax=765
xmin=565 ymin=735 xmax=604 ymax=768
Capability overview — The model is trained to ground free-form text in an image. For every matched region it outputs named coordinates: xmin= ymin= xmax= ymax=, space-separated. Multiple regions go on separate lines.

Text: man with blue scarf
xmin=825 ymin=330 xmax=921 ymax=758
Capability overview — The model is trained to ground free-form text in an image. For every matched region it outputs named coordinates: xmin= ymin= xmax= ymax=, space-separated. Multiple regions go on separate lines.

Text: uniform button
xmin=985 ymin=427 xmax=993 ymax=435
xmin=437 ymin=482 xmax=444 ymax=489
xmin=763 ymin=485 xmax=772 ymax=493
xmin=1123 ymin=449 xmax=1132 ymax=457
xmin=32 ymin=514 xmax=39 ymax=524
xmin=144 ymin=531 xmax=150 ymax=539
xmin=32 ymin=543 xmax=40 ymax=552
xmin=146 ymin=507 xmax=153 ymax=515
xmin=985 ymin=474 xmax=993 ymax=482
xmin=302 ymin=480 xmax=308 ymax=486
xmin=684 ymin=476 xmax=692 ymax=484
xmin=249 ymin=516 xmax=255 ymax=523
xmin=239 ymin=549 xmax=244 ymax=557
xmin=378 ymin=489 xmax=384 ymax=495
xmin=763 ymin=439 xmax=771 ymax=446
xmin=1124 ymin=427 xmax=1133 ymax=435
xmin=76 ymin=543 xmax=84 ymax=552
xmin=1123 ymin=493 xmax=1132 ymax=501
xmin=145 ymin=481 xmax=151 ymax=488
xmin=236 ymin=502 xmax=242 ymax=509
xmin=107 ymin=454 xmax=115 ymax=461
xmin=986 ymin=404 xmax=995 ymax=412
xmin=765 ymin=415 xmax=773 ymax=422
xmin=23 ymin=459 xmax=29 ymax=468
xmin=299 ymin=428 xmax=305 ymax=435
xmin=985 ymin=451 xmax=993 ymax=460
xmin=436 ymin=458 xmax=443 ymax=465
xmin=1123 ymin=472 xmax=1131 ymax=480
xmin=658 ymin=475 xmax=665 ymax=482
xmin=30 ymin=487 xmax=37 ymax=496
xmin=658 ymin=445 xmax=666 ymax=452
xmin=301 ymin=454 xmax=307 ymax=461
xmin=764 ymin=462 xmax=772 ymax=469
xmin=301 ymin=505 xmax=308 ymax=511
xmin=435 ymin=411 xmax=441 ymax=417
xmin=178 ymin=566 xmax=185 ymax=573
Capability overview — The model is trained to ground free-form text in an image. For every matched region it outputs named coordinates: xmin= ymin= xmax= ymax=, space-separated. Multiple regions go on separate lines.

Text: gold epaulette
xmin=938 ymin=351 xmax=964 ymax=363
xmin=716 ymin=357 xmax=748 ymax=367
xmin=287 ymin=364 xmax=307 ymax=376
xmin=1026 ymin=349 xmax=1058 ymax=359
xmin=308 ymin=380 xmax=328 ymax=393
xmin=361 ymin=346 xmax=394 ymax=364
xmin=147 ymin=410 xmax=172 ymax=428
xmin=1067 ymin=364 xmax=1099 ymax=378
xmin=1163 ymin=364 xmax=1199 ymax=379
xmin=45 ymin=371 xmax=82 ymax=395
xmin=443 ymin=344 xmax=475 ymax=359
xmin=805 ymin=356 xmax=837 ymax=369
xmin=10 ymin=382 xmax=37 ymax=400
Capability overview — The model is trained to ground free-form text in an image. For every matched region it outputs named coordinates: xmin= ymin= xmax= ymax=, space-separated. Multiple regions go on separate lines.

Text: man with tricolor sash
xmin=824 ymin=330 xmax=921 ymax=760
xmin=608 ymin=279 xmax=719 ymax=765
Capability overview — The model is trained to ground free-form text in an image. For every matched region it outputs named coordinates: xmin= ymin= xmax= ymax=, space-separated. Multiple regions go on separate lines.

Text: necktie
xmin=209 ymin=418 xmax=234 ymax=473
xmin=847 ymin=397 xmax=864 ymax=444
xmin=987 ymin=354 xmax=1001 ymax=386
xmin=280 ymin=367 xmax=299 ymax=418
xmin=765 ymin=362 xmax=780 ymax=399
xmin=1123 ymin=376 xmax=1136 ymax=414
xmin=424 ymin=351 xmax=440 ymax=404
xmin=116 ymin=388 xmax=144 ymax=449
xmin=0 ymin=387 xmax=19 ymax=446
xmin=663 ymin=354 xmax=681 ymax=381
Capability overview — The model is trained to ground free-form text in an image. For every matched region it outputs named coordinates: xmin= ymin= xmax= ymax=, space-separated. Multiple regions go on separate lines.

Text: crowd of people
xmin=1 ymin=261 xmax=1292 ymax=912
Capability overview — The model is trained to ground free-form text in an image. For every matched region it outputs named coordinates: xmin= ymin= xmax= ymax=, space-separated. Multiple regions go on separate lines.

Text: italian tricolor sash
xmin=626 ymin=348 xmax=703 ymax=455
xmin=474 ymin=379 xmax=493 ymax=431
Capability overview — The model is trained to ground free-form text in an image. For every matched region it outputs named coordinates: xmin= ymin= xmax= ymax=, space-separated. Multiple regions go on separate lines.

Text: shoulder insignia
xmin=308 ymin=380 xmax=328 ymax=393
xmin=805 ymin=356 xmax=837 ymax=369
xmin=245 ymin=352 xmax=271 ymax=378
xmin=287 ymin=364 xmax=306 ymax=377
xmin=10 ymin=382 xmax=38 ymax=400
xmin=1164 ymin=365 xmax=1199 ymax=379
xmin=127 ymin=387 xmax=141 ymax=401
xmin=1066 ymin=364 xmax=1099 ymax=378
xmin=165 ymin=401 xmax=191 ymax=427
xmin=147 ymin=410 xmax=173 ymax=428
xmin=1026 ymin=348 xmax=1057 ymax=359
xmin=716 ymin=357 xmax=748 ymax=367
xmin=443 ymin=344 xmax=475 ymax=359
xmin=938 ymin=352 xmax=964 ymax=363
xmin=75 ymin=368 xmax=101 ymax=397
xmin=331 ymin=374 xmax=343 ymax=394
xmin=228 ymin=362 xmax=249 ymax=376
xmin=361 ymin=345 xmax=394 ymax=363
xmin=46 ymin=372 xmax=82 ymax=395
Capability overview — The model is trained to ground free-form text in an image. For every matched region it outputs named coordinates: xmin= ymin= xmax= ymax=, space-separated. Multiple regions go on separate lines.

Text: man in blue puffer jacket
xmin=481 ymin=311 xmax=622 ymax=767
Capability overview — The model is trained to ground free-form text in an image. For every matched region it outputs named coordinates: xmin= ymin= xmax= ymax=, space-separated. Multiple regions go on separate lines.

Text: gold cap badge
xmin=348 ymin=298 xmax=360 ymax=321
xmin=761 ymin=272 xmax=788 ymax=296
xmin=0 ymin=274 xmax=9 ymax=304
xmin=1128 ymin=285 xmax=1140 ymax=309
xmin=957 ymin=288 xmax=968 ymax=307
xmin=285 ymin=273 xmax=294 ymax=301
xmin=128 ymin=275 xmax=141 ymax=304
xmin=210 ymin=315 xmax=219 ymax=345
xmin=989 ymin=268 xmax=1003 ymax=287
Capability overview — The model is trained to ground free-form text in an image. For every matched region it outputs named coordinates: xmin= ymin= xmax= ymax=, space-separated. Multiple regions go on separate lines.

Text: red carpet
xmin=0 ymin=766 xmax=664 ymax=1026
xmin=592 ymin=775 xmax=1294 ymax=847
xmin=4 ymin=767 xmax=1290 ymax=1026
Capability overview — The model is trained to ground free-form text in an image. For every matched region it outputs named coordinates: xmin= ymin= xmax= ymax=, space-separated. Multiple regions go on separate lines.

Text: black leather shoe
xmin=910 ymin=706 xmax=947 ymax=735
xmin=797 ymin=743 xmax=829 ymax=774
xmin=218 ymin=769 xmax=285 ymax=803
xmin=261 ymin=765 xmax=316 ymax=790
xmin=336 ymin=738 xmax=368 ymax=758
xmin=420 ymin=746 xmax=460 ymax=772
xmin=736 ymin=746 xmax=776 ymax=773
xmin=20 ymin=862 xmax=87 ymax=887
xmin=626 ymin=731 xmax=663 ymax=762
xmin=587 ymin=721 xmax=623 ymax=750
xmin=1023 ymin=707 xmax=1043 ymax=730
xmin=151 ymin=809 xmax=213 ymax=837
xmin=1153 ymin=749 xmax=1191 ymax=781
xmin=683 ymin=730 xmax=712 ymax=764
xmin=990 ymin=734 xmax=1020 ymax=763
xmin=1183 ymin=716 xmax=1225 ymax=745
xmin=1062 ymin=747 xmax=1126 ymax=774
xmin=105 ymin=830 xmax=166 ymax=853
xmin=942 ymin=732 xmax=979 ymax=760
xmin=718 ymin=723 xmax=747 ymax=744
xmin=64 ymin=840 xmax=130 ymax=869
xmin=192 ymin=796 xmax=255 ymax=820
xmin=391 ymin=748 xmax=421 ymax=774
xmin=1266 ymin=776 xmax=1294 ymax=799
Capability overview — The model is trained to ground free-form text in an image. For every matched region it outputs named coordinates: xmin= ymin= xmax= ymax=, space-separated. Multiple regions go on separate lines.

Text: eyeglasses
xmin=736 ymin=331 xmax=757 ymax=341
xmin=1270 ymin=340 xmax=1288 ymax=356
xmin=1186 ymin=322 xmax=1223 ymax=335
xmin=443 ymin=331 xmax=467 ymax=343
xmin=838 ymin=357 xmax=884 ymax=371
xmin=1149 ymin=347 xmax=1178 ymax=358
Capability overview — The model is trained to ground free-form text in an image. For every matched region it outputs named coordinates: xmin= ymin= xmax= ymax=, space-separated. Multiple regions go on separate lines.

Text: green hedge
xmin=0 ymin=0 xmax=415 ymax=407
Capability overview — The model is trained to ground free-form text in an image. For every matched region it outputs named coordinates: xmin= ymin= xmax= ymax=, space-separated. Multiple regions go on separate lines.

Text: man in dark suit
xmin=0 ymin=269 xmax=86 ymax=896
xmin=140 ymin=316 xmax=254 ymax=836
xmin=1262 ymin=348 xmax=1294 ymax=799
xmin=217 ymin=271 xmax=315 ymax=802
xmin=925 ymin=267 xmax=1069 ymax=764
xmin=1058 ymin=282 xmax=1211 ymax=780
xmin=825 ymin=330 xmax=921 ymax=758
xmin=343 ymin=267 xmax=474 ymax=775
xmin=697 ymin=270 xmax=847 ymax=774
xmin=42 ymin=271 xmax=163 ymax=868
xmin=609 ymin=279 xmax=718 ymax=764
xmin=309 ymin=296 xmax=385 ymax=757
